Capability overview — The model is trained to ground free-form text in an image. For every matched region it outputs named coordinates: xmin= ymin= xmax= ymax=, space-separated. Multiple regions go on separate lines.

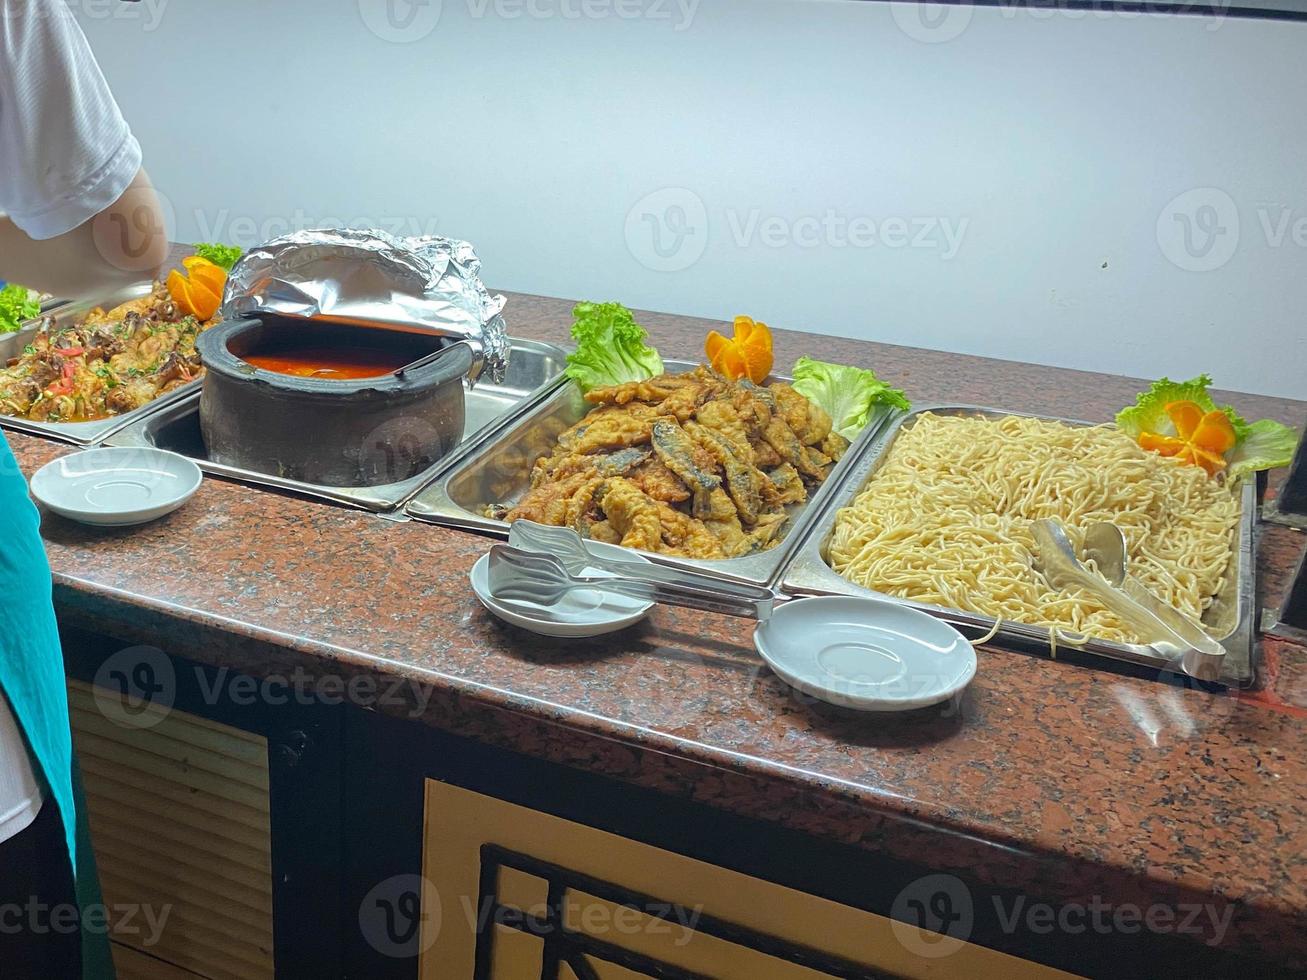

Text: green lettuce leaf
xmin=1226 ymin=418 xmax=1298 ymax=482
xmin=564 ymin=301 xmax=663 ymax=394
xmin=1117 ymin=374 xmax=1297 ymax=479
xmin=1114 ymin=374 xmax=1247 ymax=440
xmin=0 ymin=283 xmax=40 ymax=334
xmin=790 ymin=356 xmax=911 ymax=441
xmin=192 ymin=242 xmax=243 ymax=271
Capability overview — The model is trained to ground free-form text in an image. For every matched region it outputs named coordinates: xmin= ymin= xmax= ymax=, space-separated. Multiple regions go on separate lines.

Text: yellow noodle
xmin=829 ymin=414 xmax=1241 ymax=645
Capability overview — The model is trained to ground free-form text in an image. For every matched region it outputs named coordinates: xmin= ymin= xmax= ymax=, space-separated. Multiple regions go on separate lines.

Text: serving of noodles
xmin=827 ymin=413 xmax=1242 ymax=646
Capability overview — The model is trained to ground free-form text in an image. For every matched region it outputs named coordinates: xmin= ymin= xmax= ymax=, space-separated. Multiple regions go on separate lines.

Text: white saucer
xmin=754 ymin=596 xmax=976 ymax=711
xmin=30 ymin=447 xmax=202 ymax=527
xmin=470 ymin=539 xmax=653 ymax=637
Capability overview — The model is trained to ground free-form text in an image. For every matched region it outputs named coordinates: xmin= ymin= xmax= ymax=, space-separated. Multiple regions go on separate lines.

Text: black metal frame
xmin=471 ymin=844 xmax=885 ymax=979
xmin=858 ymin=0 xmax=1307 ymax=22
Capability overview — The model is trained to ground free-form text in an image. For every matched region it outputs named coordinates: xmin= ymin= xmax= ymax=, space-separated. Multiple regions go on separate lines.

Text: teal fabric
xmin=0 ymin=432 xmax=113 ymax=978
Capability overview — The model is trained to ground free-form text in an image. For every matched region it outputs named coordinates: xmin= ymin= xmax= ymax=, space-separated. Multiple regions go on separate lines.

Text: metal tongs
xmin=1030 ymin=519 xmax=1226 ymax=681
xmin=487 ymin=521 xmax=775 ymax=619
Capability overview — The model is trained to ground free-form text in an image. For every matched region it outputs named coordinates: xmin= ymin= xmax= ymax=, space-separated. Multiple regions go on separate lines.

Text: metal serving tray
xmin=0 ymin=282 xmax=202 ymax=446
xmin=404 ymin=359 xmax=898 ymax=586
xmin=100 ymin=338 xmax=569 ymax=513
xmin=779 ymin=405 xmax=1258 ymax=685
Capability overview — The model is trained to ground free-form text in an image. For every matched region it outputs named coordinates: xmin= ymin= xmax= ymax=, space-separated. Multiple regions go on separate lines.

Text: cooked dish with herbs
xmin=0 ymin=283 xmax=210 ymax=423
xmin=489 ymin=366 xmax=851 ymax=558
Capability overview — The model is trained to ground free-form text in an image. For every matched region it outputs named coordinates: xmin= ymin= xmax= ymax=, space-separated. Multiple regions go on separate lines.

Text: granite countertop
xmin=11 ymin=261 xmax=1307 ymax=967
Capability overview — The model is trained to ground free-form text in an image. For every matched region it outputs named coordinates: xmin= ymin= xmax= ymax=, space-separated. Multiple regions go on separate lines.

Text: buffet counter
xmin=10 ymin=261 xmax=1307 ymax=976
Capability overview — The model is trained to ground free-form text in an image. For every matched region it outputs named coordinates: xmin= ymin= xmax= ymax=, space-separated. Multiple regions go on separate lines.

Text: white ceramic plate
xmin=30 ymin=447 xmax=202 ymax=527
xmin=754 ymin=596 xmax=976 ymax=711
xmin=470 ymin=540 xmax=653 ymax=637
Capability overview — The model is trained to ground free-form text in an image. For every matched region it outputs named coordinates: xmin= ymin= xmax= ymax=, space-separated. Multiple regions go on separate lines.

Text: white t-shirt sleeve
xmin=0 ymin=0 xmax=142 ymax=240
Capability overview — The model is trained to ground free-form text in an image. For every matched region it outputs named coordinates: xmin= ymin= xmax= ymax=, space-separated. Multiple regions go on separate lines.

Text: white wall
xmin=76 ymin=0 xmax=1307 ymax=399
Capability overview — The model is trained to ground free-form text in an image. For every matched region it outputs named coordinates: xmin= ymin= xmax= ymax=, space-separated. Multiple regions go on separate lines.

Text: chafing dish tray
xmin=404 ymin=359 xmax=899 ymax=587
xmin=0 ymin=282 xmax=201 ymax=446
xmin=100 ymin=339 xmax=568 ymax=513
xmin=779 ymin=405 xmax=1257 ymax=685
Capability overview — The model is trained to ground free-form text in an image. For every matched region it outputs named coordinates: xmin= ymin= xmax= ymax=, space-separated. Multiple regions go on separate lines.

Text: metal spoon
xmin=1082 ymin=522 xmax=1227 ymax=678
xmin=488 ymin=545 xmax=776 ymax=619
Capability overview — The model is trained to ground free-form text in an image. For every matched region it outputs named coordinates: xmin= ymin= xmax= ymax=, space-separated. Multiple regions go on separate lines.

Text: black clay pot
xmin=197 ymin=314 xmax=469 ymax=487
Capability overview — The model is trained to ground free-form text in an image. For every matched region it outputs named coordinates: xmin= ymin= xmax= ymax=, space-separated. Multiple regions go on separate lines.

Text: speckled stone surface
xmin=9 ymin=252 xmax=1307 ymax=967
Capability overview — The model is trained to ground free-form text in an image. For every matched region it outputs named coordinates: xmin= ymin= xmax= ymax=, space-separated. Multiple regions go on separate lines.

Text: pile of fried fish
xmin=491 ymin=367 xmax=849 ymax=558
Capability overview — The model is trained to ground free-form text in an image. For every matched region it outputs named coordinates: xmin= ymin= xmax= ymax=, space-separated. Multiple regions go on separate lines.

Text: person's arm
xmin=0 ymin=0 xmax=165 ymax=299
xmin=0 ymin=169 xmax=169 ymax=298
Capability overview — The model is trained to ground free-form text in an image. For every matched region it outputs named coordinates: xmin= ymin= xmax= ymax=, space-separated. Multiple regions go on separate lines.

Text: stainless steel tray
xmin=0 ymin=282 xmax=203 ymax=446
xmin=100 ymin=338 xmax=569 ymax=513
xmin=779 ymin=405 xmax=1258 ymax=685
xmin=404 ymin=359 xmax=899 ymax=586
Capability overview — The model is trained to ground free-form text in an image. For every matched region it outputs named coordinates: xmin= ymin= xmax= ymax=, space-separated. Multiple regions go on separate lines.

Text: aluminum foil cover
xmin=221 ymin=229 xmax=508 ymax=383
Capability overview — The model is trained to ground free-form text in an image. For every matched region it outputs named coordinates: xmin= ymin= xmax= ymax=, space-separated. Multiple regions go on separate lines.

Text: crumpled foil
xmin=220 ymin=229 xmax=508 ymax=384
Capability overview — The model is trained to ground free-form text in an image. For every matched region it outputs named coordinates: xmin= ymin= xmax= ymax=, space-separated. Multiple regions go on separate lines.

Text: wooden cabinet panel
xmin=68 ymin=680 xmax=275 ymax=980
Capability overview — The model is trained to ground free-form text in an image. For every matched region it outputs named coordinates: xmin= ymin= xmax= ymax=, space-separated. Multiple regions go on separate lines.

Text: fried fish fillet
xmin=491 ymin=367 xmax=847 ymax=559
xmin=598 ymin=477 xmax=725 ymax=559
xmin=650 ymin=420 xmax=721 ymax=519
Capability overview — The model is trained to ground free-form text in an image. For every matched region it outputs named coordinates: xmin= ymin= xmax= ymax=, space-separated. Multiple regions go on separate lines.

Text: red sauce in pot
xmin=242 ymin=346 xmax=413 ymax=380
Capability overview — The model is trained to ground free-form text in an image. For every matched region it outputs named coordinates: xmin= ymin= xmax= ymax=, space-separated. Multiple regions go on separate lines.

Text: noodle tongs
xmin=487 ymin=542 xmax=776 ymax=619
xmin=1082 ymin=522 xmax=1227 ymax=679
xmin=1031 ymin=519 xmax=1226 ymax=681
